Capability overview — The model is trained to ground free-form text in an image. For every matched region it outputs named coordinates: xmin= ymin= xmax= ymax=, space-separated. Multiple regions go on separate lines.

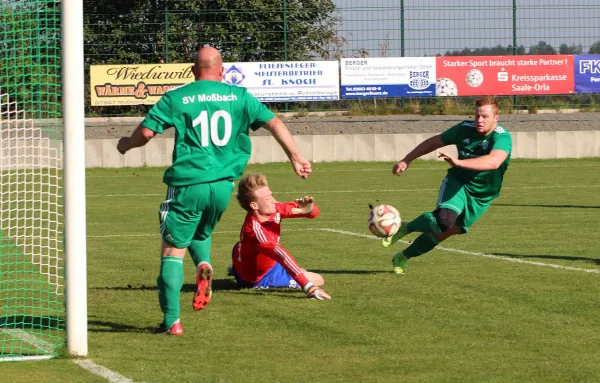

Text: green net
xmin=0 ymin=1 xmax=64 ymax=361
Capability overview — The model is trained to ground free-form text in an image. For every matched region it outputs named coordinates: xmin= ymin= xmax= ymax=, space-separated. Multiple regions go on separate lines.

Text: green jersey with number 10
xmin=440 ymin=120 xmax=512 ymax=201
xmin=141 ymin=80 xmax=275 ymax=186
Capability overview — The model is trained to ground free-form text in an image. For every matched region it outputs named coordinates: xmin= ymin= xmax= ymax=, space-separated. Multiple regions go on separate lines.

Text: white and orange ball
xmin=368 ymin=204 xmax=401 ymax=237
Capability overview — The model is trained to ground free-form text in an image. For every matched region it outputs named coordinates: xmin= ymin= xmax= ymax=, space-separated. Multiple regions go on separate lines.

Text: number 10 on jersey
xmin=192 ymin=110 xmax=232 ymax=146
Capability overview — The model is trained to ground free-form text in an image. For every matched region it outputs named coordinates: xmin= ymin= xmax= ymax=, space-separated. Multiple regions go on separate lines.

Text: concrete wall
xmin=1 ymin=131 xmax=598 ymax=169
xmin=84 ymin=131 xmax=599 ymax=168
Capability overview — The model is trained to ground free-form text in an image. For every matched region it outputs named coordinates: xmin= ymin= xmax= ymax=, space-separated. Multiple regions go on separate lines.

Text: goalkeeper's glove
xmin=306 ymin=286 xmax=332 ymax=300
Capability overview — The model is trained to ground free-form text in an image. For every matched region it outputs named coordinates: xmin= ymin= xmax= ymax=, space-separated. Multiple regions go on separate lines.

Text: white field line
xmin=87 ymin=230 xmax=240 ymax=238
xmin=85 ymin=162 xmax=600 ymax=178
xmin=86 ymin=183 xmax=600 ymax=198
xmin=87 ymin=227 xmax=600 ymax=274
xmin=313 ymin=228 xmax=600 ymax=275
xmin=0 ymin=328 xmax=139 ymax=382
xmin=0 ymin=354 xmax=53 ymax=362
xmin=0 ymin=328 xmax=55 ymax=356
xmin=88 ymin=233 xmax=158 ymax=238
xmin=74 ymin=359 xmax=140 ymax=383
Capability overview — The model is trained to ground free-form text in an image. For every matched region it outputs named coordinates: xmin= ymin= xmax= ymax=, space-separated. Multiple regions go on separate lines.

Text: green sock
xmin=157 ymin=274 xmax=167 ymax=317
xmin=407 ymin=212 xmax=442 ymax=235
xmin=157 ymin=256 xmax=184 ymax=328
xmin=402 ymin=232 xmax=441 ymax=259
xmin=188 ymin=237 xmax=212 ymax=268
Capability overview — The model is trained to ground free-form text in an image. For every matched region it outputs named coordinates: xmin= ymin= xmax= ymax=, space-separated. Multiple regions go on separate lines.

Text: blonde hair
xmin=237 ymin=174 xmax=269 ymax=211
xmin=475 ymin=97 xmax=499 ymax=115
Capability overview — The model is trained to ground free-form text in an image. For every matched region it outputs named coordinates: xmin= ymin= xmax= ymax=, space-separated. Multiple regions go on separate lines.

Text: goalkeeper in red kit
xmin=228 ymin=173 xmax=331 ymax=300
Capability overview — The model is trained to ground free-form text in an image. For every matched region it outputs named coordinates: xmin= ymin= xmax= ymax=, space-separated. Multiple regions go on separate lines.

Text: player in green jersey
xmin=382 ymin=97 xmax=512 ymax=274
xmin=116 ymin=47 xmax=312 ymax=335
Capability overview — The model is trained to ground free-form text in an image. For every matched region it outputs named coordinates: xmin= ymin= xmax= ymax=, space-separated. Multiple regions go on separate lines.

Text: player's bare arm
xmin=117 ymin=125 xmax=157 ymax=154
xmin=393 ymin=134 xmax=445 ymax=175
xmin=438 ymin=149 xmax=508 ymax=171
xmin=262 ymin=117 xmax=312 ymax=179
xmin=292 ymin=196 xmax=315 ymax=215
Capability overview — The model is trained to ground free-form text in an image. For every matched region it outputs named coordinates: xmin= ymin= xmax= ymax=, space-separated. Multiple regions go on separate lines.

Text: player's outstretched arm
xmin=291 ymin=196 xmax=319 ymax=217
xmin=277 ymin=199 xmax=320 ymax=218
xmin=439 ymin=149 xmax=508 ymax=171
xmin=117 ymin=125 xmax=157 ymax=154
xmin=263 ymin=117 xmax=312 ymax=179
xmin=393 ymin=134 xmax=444 ymax=175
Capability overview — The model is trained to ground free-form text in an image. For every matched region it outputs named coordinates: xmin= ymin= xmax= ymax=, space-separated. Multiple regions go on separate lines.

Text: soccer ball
xmin=368 ymin=204 xmax=401 ymax=238
xmin=466 ymin=69 xmax=484 ymax=87
xmin=436 ymin=77 xmax=458 ymax=96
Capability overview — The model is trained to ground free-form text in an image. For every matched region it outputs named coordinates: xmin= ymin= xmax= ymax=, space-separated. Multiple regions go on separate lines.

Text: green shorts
xmin=158 ymin=180 xmax=235 ymax=248
xmin=435 ymin=176 xmax=490 ymax=233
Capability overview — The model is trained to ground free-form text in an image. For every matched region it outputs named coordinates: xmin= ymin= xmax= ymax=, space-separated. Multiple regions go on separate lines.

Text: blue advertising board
xmin=574 ymin=54 xmax=600 ymax=94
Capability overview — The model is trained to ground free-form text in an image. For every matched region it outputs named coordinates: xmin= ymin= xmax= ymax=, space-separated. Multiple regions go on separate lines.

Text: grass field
xmin=3 ymin=158 xmax=600 ymax=382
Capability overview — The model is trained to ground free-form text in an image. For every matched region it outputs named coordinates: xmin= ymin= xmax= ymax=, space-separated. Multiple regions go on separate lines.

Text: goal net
xmin=0 ymin=0 xmax=65 ymax=361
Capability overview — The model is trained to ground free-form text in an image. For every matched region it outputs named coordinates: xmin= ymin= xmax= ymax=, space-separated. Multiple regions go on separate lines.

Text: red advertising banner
xmin=435 ymin=55 xmax=574 ymax=96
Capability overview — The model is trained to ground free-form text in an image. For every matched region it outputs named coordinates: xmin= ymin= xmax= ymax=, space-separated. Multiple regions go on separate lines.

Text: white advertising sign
xmin=222 ymin=61 xmax=340 ymax=102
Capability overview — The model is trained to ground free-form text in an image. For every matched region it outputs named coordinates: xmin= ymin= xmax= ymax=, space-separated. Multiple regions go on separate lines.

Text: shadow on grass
xmin=493 ymin=203 xmax=600 ymax=209
xmin=90 ymin=279 xmax=240 ymax=292
xmin=88 ymin=288 xmax=307 ymax=334
xmin=235 ymin=289 xmax=306 ymax=299
xmin=182 ymin=279 xmax=239 ymax=293
xmin=492 ymin=252 xmax=600 ymax=265
xmin=88 ymin=319 xmax=151 ymax=333
xmin=0 ymin=315 xmax=64 ymax=329
xmin=309 ymin=269 xmax=389 ymax=275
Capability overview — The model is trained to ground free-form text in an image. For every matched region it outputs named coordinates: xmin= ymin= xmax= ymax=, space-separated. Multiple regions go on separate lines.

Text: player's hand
xmin=295 ymin=196 xmax=314 ymax=206
xmin=393 ymin=160 xmax=410 ymax=176
xmin=117 ymin=137 xmax=131 ymax=155
xmin=291 ymin=155 xmax=312 ymax=179
xmin=438 ymin=151 xmax=461 ymax=167
xmin=306 ymin=286 xmax=331 ymax=300
xmin=295 ymin=196 xmax=314 ymax=213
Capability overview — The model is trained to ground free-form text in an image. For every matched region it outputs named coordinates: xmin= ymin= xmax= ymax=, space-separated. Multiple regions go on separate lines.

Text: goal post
xmin=63 ymin=0 xmax=88 ymax=357
xmin=0 ymin=0 xmax=87 ymax=361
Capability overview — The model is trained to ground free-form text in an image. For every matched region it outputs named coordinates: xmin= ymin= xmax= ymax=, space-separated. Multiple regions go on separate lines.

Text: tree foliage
xmin=84 ymin=0 xmax=339 ymax=64
xmin=528 ymin=40 xmax=557 ymax=55
xmin=558 ymin=43 xmax=582 ymax=54
xmin=1 ymin=2 xmax=61 ymax=117
xmin=589 ymin=41 xmax=600 ymax=54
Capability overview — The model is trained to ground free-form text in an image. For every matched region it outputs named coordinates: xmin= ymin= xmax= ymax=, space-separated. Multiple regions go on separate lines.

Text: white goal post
xmin=63 ymin=0 xmax=88 ymax=357
xmin=0 ymin=0 xmax=87 ymax=361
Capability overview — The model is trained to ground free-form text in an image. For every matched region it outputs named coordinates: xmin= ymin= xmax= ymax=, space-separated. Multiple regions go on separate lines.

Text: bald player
xmin=117 ymin=46 xmax=312 ymax=335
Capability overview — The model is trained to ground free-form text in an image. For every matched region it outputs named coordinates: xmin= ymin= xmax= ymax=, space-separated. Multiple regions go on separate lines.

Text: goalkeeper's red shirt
xmin=233 ymin=201 xmax=320 ymax=283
